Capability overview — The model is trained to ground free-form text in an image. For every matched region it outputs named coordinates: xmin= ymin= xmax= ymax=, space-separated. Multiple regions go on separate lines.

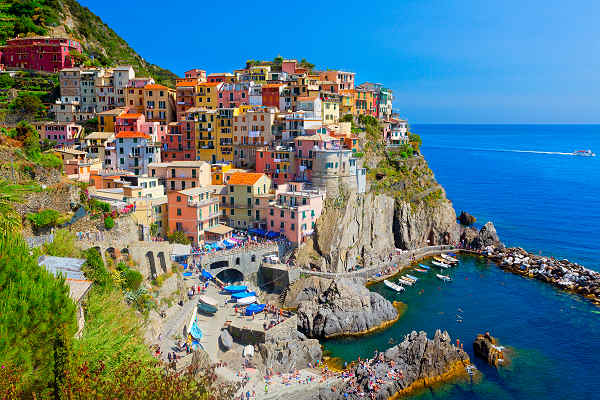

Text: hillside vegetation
xmin=0 ymin=0 xmax=177 ymax=86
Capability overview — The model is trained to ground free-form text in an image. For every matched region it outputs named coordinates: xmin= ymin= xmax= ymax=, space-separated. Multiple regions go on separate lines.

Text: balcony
xmin=188 ymin=197 xmax=218 ymax=207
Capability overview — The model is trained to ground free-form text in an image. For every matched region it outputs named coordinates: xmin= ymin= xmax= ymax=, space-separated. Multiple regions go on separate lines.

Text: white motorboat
xmin=574 ymin=149 xmax=595 ymax=157
xmin=432 ymin=260 xmax=450 ymax=269
xmin=436 ymin=274 xmax=452 ymax=282
xmin=398 ymin=277 xmax=414 ymax=286
xmin=405 ymin=274 xmax=419 ymax=281
xmin=384 ymin=279 xmax=404 ymax=292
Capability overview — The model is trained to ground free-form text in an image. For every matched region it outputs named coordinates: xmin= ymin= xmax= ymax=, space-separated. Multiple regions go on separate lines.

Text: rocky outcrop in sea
xmin=460 ymin=221 xmax=504 ymax=250
xmin=473 ymin=332 xmax=508 ymax=367
xmin=294 ymin=277 xmax=399 ymax=338
xmin=317 ymin=330 xmax=472 ymax=400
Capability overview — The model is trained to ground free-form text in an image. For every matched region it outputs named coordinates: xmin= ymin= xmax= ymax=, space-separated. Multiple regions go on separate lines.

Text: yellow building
xmin=97 ymin=107 xmax=127 ymax=132
xmin=339 ymin=90 xmax=356 ymax=116
xmin=192 ymin=108 xmax=218 ymax=163
xmin=322 ymin=99 xmax=340 ymax=123
xmin=196 ymin=82 xmax=222 ymax=110
xmin=216 ymin=108 xmax=239 ymax=164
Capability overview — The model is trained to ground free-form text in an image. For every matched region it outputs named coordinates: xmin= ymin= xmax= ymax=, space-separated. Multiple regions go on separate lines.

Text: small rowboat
xmin=398 ymin=277 xmax=414 ymax=286
xmin=224 ymin=285 xmax=247 ymax=293
xmin=405 ymin=274 xmax=419 ymax=281
xmin=434 ymin=256 xmax=450 ymax=264
xmin=432 ymin=260 xmax=450 ymax=269
xmin=419 ymin=264 xmax=430 ymax=270
xmin=232 ymin=291 xmax=256 ymax=300
xmin=414 ymin=268 xmax=428 ymax=273
xmin=384 ymin=279 xmax=404 ymax=292
xmin=198 ymin=302 xmax=218 ymax=314
xmin=436 ymin=274 xmax=451 ymax=282
xmin=441 ymin=254 xmax=459 ymax=264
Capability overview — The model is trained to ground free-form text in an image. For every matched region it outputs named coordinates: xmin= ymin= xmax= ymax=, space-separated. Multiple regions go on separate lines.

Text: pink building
xmin=115 ymin=112 xmax=163 ymax=141
xmin=294 ymin=134 xmax=343 ymax=181
xmin=255 ymin=146 xmax=296 ymax=185
xmin=218 ymin=82 xmax=250 ymax=108
xmin=266 ymin=182 xmax=325 ymax=244
xmin=318 ymin=70 xmax=356 ymax=91
xmin=167 ymin=187 xmax=222 ymax=246
xmin=0 ymin=36 xmax=82 ymax=73
xmin=40 ymin=122 xmax=83 ymax=146
xmin=184 ymin=69 xmax=206 ymax=80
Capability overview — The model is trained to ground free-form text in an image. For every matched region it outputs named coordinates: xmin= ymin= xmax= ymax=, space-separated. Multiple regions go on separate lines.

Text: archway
xmin=146 ymin=251 xmax=157 ymax=279
xmin=210 ymin=260 xmax=229 ymax=270
xmin=106 ymin=247 xmax=116 ymax=259
xmin=216 ymin=268 xmax=244 ymax=284
xmin=121 ymin=248 xmax=130 ymax=260
xmin=157 ymin=252 xmax=167 ymax=273
xmin=427 ymin=230 xmax=435 ymax=246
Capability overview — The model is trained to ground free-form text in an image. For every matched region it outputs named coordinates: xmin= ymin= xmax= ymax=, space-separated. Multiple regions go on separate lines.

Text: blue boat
xmin=183 ymin=272 xmax=193 ymax=277
xmin=232 ymin=291 xmax=256 ymax=300
xmin=189 ymin=321 xmax=203 ymax=340
xmin=244 ymin=303 xmax=265 ymax=316
xmin=448 ymin=252 xmax=457 ymax=257
xmin=201 ymin=270 xmax=213 ymax=280
xmin=419 ymin=264 xmax=431 ymax=270
xmin=224 ymin=285 xmax=247 ymax=293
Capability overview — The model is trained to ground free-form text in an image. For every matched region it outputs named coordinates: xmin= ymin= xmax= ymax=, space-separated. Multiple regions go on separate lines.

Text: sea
xmin=323 ymin=125 xmax=600 ymax=400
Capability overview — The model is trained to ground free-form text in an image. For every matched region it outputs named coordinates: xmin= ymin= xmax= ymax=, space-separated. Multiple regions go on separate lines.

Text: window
xmin=280 ymin=222 xmax=285 ymax=229
xmin=251 ymin=255 xmax=256 ymax=262
xmin=230 ymin=186 xmax=234 ymax=193
xmin=256 ymin=210 xmax=260 ymax=219
xmin=255 ymin=198 xmax=259 ymax=205
xmin=270 ymin=220 xmax=274 ymax=227
xmin=291 ymin=211 xmax=295 ymax=219
xmin=291 ymin=223 xmax=295 ymax=231
xmin=235 ymin=257 xmax=240 ymax=265
xmin=280 ymin=210 xmax=284 ymax=218
xmin=247 ymin=186 xmax=251 ymax=193
xmin=269 ymin=208 xmax=274 ymax=216
xmin=302 ymin=198 xmax=307 ymax=205
xmin=176 ymin=196 xmax=181 ymax=202
xmin=247 ymin=209 xmax=251 ymax=216
xmin=171 ymin=181 xmax=175 ymax=190
xmin=311 ymin=210 xmax=315 ymax=217
xmin=231 ymin=209 xmax=235 ymax=215
xmin=177 ymin=208 xmax=182 ymax=216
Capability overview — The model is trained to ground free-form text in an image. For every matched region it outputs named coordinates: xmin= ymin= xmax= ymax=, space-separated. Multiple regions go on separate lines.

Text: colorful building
xmin=255 ymin=145 xmax=296 ymax=185
xmin=193 ymin=108 xmax=218 ymax=163
xmin=167 ymin=187 xmax=221 ymax=246
xmin=318 ymin=70 xmax=355 ymax=91
xmin=125 ymin=77 xmax=156 ymax=113
xmin=217 ymin=82 xmax=251 ymax=108
xmin=266 ymin=182 xmax=325 ymax=244
xmin=143 ymin=84 xmax=176 ymax=125
xmin=232 ymin=106 xmax=276 ymax=168
xmin=0 ymin=36 xmax=82 ymax=73
xmin=222 ymin=172 xmax=272 ymax=229
xmin=83 ymin=131 xmax=115 ymax=163
xmin=196 ymin=82 xmax=222 ymax=110
xmin=97 ymin=107 xmax=127 ymax=132
xmin=162 ymin=120 xmax=196 ymax=161
xmin=149 ymin=160 xmax=211 ymax=192
xmin=115 ymin=131 xmax=161 ymax=175
xmin=261 ymin=83 xmax=284 ymax=108
xmin=39 ymin=122 xmax=83 ymax=146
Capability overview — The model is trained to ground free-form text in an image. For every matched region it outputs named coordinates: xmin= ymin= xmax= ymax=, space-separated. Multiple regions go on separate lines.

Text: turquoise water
xmin=324 ymin=256 xmax=600 ymax=400
xmin=323 ymin=126 xmax=600 ymax=399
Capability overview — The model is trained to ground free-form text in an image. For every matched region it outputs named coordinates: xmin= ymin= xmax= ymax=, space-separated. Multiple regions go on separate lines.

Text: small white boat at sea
xmin=432 ymin=260 xmax=450 ymax=269
xmin=398 ymin=277 xmax=414 ymax=286
xmin=441 ymin=254 xmax=459 ymax=264
xmin=384 ymin=279 xmax=404 ymax=292
xmin=574 ymin=149 xmax=595 ymax=157
xmin=436 ymin=274 xmax=452 ymax=282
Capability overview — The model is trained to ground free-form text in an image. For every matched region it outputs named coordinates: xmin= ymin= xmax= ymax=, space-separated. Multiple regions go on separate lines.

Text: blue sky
xmin=80 ymin=0 xmax=599 ymax=123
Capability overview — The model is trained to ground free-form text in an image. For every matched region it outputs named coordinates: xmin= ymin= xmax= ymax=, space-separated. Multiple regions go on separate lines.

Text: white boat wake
xmin=426 ymin=146 xmax=589 ymax=156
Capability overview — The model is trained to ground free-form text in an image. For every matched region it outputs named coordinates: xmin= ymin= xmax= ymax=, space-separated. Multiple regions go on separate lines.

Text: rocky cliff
xmin=259 ymin=335 xmax=322 ymax=374
xmin=293 ymin=277 xmax=398 ymax=338
xmin=317 ymin=330 xmax=472 ymax=400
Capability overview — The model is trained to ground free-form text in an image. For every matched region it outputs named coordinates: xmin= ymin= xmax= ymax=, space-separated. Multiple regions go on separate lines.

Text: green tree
xmin=409 ymin=133 xmax=422 ymax=151
xmin=340 ymin=114 xmax=353 ymax=123
xmin=82 ymin=248 xmax=111 ymax=288
xmin=9 ymin=93 xmax=44 ymax=119
xmin=27 ymin=209 xmax=60 ymax=230
xmin=167 ymin=230 xmax=191 ymax=245
xmin=0 ymin=231 xmax=76 ymax=394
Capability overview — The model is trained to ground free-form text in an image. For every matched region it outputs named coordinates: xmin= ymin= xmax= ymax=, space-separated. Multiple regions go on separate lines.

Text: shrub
xmin=38 ymin=153 xmax=63 ymax=169
xmin=27 ymin=209 xmax=60 ymax=229
xmin=90 ymin=199 xmax=110 ymax=213
xmin=104 ymin=216 xmax=114 ymax=230
xmin=167 ymin=230 xmax=191 ymax=245
xmin=43 ymin=229 xmax=81 ymax=258
xmin=122 ymin=268 xmax=143 ymax=291
xmin=400 ymin=152 xmax=408 ymax=159
xmin=82 ymin=248 xmax=111 ymax=288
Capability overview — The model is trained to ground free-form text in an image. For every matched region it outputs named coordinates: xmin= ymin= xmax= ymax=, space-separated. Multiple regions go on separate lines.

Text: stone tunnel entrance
xmin=216 ymin=268 xmax=244 ymax=284
xmin=157 ymin=252 xmax=167 ymax=273
xmin=146 ymin=251 xmax=157 ymax=279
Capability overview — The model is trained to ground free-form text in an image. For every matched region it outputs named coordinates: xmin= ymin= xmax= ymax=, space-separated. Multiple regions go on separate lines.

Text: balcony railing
xmin=188 ymin=197 xmax=218 ymax=207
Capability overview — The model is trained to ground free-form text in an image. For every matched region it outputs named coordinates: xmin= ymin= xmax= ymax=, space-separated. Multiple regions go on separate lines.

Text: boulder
xmin=458 ymin=211 xmax=477 ymax=226
xmin=219 ymin=329 xmax=233 ymax=351
xmin=462 ymin=221 xmax=504 ymax=250
xmin=318 ymin=330 xmax=472 ymax=400
xmin=259 ymin=337 xmax=322 ymax=374
xmin=296 ymin=277 xmax=398 ymax=338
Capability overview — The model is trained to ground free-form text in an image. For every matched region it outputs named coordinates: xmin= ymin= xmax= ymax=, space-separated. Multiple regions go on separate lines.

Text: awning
xmin=266 ymin=231 xmax=280 ymax=239
xmin=201 ymin=270 xmax=213 ymax=280
xmin=206 ymin=224 xmax=234 ymax=236
xmin=249 ymin=228 xmax=267 ymax=236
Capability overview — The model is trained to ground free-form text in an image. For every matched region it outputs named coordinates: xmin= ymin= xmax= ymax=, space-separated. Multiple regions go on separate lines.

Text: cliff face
xmin=298 ymin=182 xmax=459 ymax=273
xmin=393 ymin=195 xmax=459 ymax=250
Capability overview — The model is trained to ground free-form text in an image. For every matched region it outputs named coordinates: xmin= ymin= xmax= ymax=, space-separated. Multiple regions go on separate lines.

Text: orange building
xmin=167 ymin=187 xmax=223 ymax=246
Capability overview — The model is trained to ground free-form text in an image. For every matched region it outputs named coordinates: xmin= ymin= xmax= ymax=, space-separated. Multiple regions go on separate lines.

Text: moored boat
xmin=441 ymin=254 xmax=459 ymax=263
xmin=237 ymin=295 xmax=257 ymax=305
xmin=384 ymin=279 xmax=404 ymax=292
xmin=418 ymin=264 xmax=430 ymax=270
xmin=574 ymin=149 xmax=596 ymax=157
xmin=432 ymin=260 xmax=450 ymax=269
xmin=244 ymin=303 xmax=266 ymax=316
xmin=231 ymin=291 xmax=256 ymax=300
xmin=398 ymin=277 xmax=414 ymax=286
xmin=197 ymin=295 xmax=218 ymax=314
xmin=414 ymin=268 xmax=428 ymax=272
xmin=224 ymin=285 xmax=247 ymax=293
xmin=436 ymin=273 xmax=452 ymax=282
xmin=405 ymin=274 xmax=419 ymax=281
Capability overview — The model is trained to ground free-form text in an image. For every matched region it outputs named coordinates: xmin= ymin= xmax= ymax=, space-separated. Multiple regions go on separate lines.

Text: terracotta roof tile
xmin=144 ymin=84 xmax=170 ymax=90
xmin=227 ymin=172 xmax=265 ymax=185
xmin=115 ymin=131 xmax=151 ymax=139
xmin=118 ymin=113 xmax=143 ymax=119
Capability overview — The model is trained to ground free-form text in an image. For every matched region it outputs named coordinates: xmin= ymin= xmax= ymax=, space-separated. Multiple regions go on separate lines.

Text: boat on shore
xmin=245 ymin=303 xmax=266 ymax=316
xmin=237 ymin=295 xmax=257 ymax=305
xmin=436 ymin=274 xmax=452 ymax=282
xmin=231 ymin=291 xmax=256 ymax=300
xmin=384 ymin=279 xmax=404 ymax=292
xmin=419 ymin=264 xmax=431 ymax=270
xmin=432 ymin=260 xmax=450 ymax=269
xmin=224 ymin=285 xmax=247 ymax=293
xmin=198 ymin=295 xmax=218 ymax=314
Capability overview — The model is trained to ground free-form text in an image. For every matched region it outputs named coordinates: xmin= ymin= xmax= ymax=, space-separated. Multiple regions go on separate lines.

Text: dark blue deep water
xmin=323 ymin=126 xmax=600 ymax=400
